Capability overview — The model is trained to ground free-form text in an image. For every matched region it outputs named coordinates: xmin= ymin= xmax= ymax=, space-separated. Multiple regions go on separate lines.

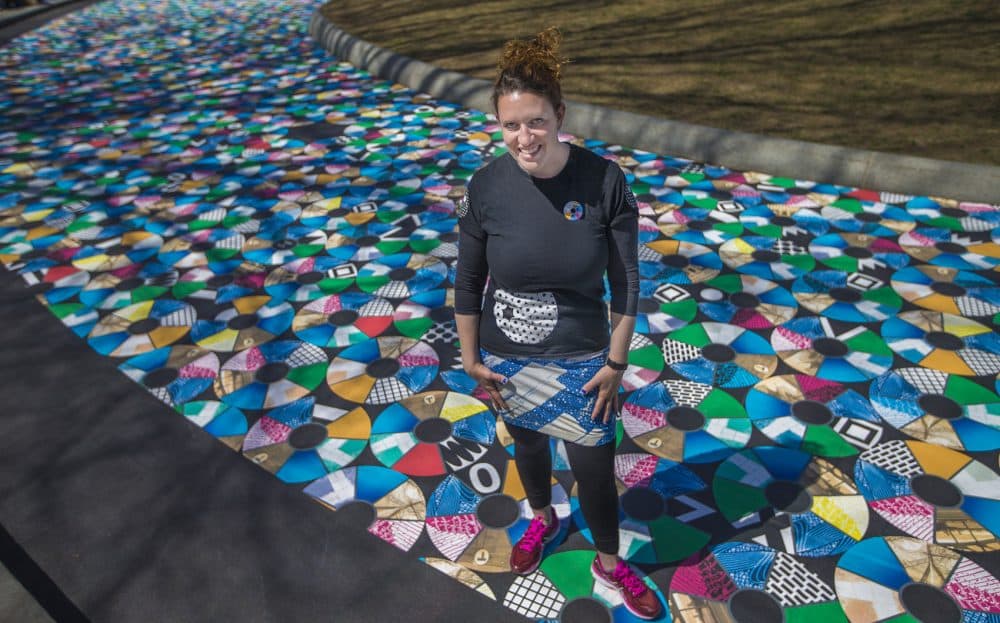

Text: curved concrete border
xmin=0 ymin=0 xmax=83 ymax=30
xmin=309 ymin=12 xmax=1000 ymax=204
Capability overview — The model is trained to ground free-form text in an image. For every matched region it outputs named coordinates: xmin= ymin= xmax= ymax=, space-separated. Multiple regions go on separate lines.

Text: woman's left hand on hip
xmin=582 ymin=365 xmax=625 ymax=424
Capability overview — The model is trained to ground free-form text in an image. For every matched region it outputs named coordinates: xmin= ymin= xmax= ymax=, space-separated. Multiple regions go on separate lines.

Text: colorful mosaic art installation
xmin=1 ymin=1 xmax=998 ymax=620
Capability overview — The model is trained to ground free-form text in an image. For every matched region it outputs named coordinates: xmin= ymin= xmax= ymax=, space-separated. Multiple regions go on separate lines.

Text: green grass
xmin=320 ymin=0 xmax=1000 ymax=166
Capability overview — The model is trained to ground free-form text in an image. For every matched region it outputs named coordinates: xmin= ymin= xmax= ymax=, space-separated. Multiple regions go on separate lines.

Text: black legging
xmin=506 ymin=422 xmax=619 ymax=555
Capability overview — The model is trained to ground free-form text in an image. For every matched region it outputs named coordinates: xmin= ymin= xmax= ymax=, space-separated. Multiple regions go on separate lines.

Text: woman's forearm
xmin=455 ymin=312 xmax=483 ymax=373
xmin=608 ymin=312 xmax=635 ymax=364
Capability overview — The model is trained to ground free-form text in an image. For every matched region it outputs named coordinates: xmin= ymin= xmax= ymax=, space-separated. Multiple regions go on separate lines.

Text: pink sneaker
xmin=591 ymin=556 xmax=663 ymax=620
xmin=509 ymin=512 xmax=560 ymax=575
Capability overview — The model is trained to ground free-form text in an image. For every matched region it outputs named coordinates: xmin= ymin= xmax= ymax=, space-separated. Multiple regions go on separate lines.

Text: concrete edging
xmin=0 ymin=0 xmax=80 ymax=29
xmin=309 ymin=12 xmax=1000 ymax=204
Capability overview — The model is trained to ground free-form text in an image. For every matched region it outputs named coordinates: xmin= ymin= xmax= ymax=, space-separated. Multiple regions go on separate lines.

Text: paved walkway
xmin=1 ymin=1 xmax=998 ymax=622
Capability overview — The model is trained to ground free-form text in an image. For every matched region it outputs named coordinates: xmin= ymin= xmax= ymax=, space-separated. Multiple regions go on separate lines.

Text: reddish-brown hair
xmin=492 ymin=27 xmax=568 ymax=114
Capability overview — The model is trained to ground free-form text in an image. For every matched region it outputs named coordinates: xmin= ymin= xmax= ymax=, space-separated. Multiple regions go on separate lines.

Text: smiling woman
xmin=453 ymin=28 xmax=664 ymax=620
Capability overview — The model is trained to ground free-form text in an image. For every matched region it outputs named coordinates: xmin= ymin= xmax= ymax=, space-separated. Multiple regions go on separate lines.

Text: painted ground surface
xmin=1 ymin=1 xmax=999 ymax=621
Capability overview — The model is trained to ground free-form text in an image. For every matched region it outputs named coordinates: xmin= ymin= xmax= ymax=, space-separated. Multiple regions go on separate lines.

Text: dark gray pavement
xmin=0 ymin=264 xmax=525 ymax=623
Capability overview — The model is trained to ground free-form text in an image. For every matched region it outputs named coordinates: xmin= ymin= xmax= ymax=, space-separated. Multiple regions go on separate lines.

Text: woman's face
xmin=496 ymin=90 xmax=565 ymax=177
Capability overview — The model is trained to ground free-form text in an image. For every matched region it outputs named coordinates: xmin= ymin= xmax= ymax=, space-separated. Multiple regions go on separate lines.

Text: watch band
xmin=605 ymin=357 xmax=628 ymax=371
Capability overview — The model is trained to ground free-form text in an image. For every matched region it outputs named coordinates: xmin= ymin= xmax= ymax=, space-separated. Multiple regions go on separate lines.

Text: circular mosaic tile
xmin=747 ymin=374 xmax=884 ymax=457
xmin=836 ymin=536 xmax=999 ymax=623
xmin=882 ymin=311 xmax=1000 ymax=376
xmin=242 ymin=397 xmax=369 ymax=483
xmin=570 ymin=452 xmax=710 ymax=563
xmin=855 ymin=440 xmax=1000 ymax=552
xmin=719 ymin=235 xmax=815 ymax=280
xmin=292 ymin=292 xmax=394 ymax=348
xmin=191 ymin=294 xmax=293 ymax=351
xmin=870 ymin=369 xmax=1000 ymax=452
xmin=119 ymin=344 xmax=218 ymax=408
xmin=698 ymin=274 xmax=798 ymax=329
xmin=426 ymin=465 xmax=570 ymax=575
xmin=772 ymin=316 xmax=894 ymax=382
xmin=622 ymin=379 xmax=751 ymax=463
xmin=87 ymin=299 xmax=195 ymax=357
xmin=662 ymin=322 xmax=778 ymax=388
xmin=714 ymin=446 xmax=870 ymax=557
xmin=213 ymin=340 xmax=328 ymax=410
xmin=326 ymin=336 xmax=438 ymax=405
xmin=890 ymin=265 xmax=1000 ymax=318
xmin=304 ymin=465 xmax=426 ymax=552
xmin=671 ymin=541 xmax=844 ymax=621
xmin=370 ymin=391 xmax=495 ymax=477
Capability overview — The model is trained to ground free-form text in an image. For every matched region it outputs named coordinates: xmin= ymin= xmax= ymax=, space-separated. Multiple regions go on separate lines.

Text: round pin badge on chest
xmin=563 ymin=201 xmax=585 ymax=221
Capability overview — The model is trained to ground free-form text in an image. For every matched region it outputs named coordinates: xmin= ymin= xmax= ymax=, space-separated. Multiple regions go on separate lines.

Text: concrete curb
xmin=309 ymin=12 xmax=1000 ymax=204
xmin=0 ymin=0 xmax=80 ymax=29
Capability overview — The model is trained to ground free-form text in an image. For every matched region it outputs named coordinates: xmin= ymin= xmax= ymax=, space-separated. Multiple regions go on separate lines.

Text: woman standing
xmin=454 ymin=27 xmax=662 ymax=621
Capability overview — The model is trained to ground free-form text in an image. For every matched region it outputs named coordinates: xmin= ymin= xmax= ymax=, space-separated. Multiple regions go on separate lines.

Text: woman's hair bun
xmin=496 ymin=26 xmax=568 ymax=84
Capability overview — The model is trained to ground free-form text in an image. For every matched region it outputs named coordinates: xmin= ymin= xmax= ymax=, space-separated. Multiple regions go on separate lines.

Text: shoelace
xmin=517 ymin=516 xmax=548 ymax=552
xmin=612 ymin=562 xmax=647 ymax=597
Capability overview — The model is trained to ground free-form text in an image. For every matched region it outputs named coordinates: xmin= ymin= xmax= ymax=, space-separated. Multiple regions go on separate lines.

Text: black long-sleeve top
xmin=454 ymin=143 xmax=639 ymax=358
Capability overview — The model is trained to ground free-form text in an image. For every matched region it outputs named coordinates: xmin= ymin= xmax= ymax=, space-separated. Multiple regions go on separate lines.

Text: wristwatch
xmin=605 ymin=357 xmax=628 ymax=371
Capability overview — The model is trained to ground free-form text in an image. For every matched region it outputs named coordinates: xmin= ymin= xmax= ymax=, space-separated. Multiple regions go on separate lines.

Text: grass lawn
xmin=320 ymin=0 xmax=1000 ymax=167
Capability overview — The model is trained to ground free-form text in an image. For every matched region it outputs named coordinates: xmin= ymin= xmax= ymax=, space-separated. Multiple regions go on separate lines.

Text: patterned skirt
xmin=481 ymin=349 xmax=616 ymax=447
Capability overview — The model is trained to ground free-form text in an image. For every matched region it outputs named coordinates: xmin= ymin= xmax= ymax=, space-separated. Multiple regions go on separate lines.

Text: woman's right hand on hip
xmin=466 ymin=362 xmax=510 ymax=412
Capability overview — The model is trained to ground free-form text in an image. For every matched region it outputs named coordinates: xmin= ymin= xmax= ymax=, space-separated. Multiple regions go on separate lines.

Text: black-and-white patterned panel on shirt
xmin=493 ymin=288 xmax=558 ymax=344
